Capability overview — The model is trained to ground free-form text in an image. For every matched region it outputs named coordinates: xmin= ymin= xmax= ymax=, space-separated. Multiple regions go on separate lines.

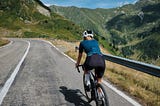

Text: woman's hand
xmin=75 ymin=63 xmax=79 ymax=68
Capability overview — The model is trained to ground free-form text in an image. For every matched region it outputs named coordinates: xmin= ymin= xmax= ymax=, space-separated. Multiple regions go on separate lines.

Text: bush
xmin=23 ymin=31 xmax=49 ymax=38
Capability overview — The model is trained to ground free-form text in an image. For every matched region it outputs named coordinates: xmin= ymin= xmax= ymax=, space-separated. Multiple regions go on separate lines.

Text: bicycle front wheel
xmin=96 ymin=84 xmax=109 ymax=106
xmin=83 ymin=74 xmax=92 ymax=101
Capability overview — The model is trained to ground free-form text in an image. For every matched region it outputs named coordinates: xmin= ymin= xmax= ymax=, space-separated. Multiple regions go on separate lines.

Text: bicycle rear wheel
xmin=96 ymin=84 xmax=109 ymax=106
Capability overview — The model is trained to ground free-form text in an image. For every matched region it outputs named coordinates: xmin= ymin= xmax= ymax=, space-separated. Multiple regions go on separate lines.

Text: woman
xmin=75 ymin=29 xmax=106 ymax=90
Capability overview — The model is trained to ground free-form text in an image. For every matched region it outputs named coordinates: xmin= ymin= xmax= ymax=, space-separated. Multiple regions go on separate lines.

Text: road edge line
xmin=42 ymin=40 xmax=76 ymax=63
xmin=102 ymin=80 xmax=141 ymax=106
xmin=0 ymin=40 xmax=30 ymax=105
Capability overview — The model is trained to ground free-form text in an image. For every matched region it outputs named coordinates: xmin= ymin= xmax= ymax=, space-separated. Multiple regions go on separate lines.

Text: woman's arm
xmin=76 ymin=53 xmax=82 ymax=67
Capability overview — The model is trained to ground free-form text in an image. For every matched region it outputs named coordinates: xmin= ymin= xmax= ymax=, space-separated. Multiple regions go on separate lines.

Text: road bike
xmin=77 ymin=65 xmax=109 ymax=106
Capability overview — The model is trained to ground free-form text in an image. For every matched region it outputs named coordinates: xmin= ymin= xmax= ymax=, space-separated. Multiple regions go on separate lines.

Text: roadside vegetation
xmin=0 ymin=38 xmax=9 ymax=47
xmin=0 ymin=0 xmax=83 ymax=41
xmin=51 ymin=39 xmax=160 ymax=106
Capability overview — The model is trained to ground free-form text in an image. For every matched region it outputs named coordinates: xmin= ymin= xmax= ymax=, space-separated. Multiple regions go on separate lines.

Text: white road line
xmin=102 ymin=81 xmax=141 ymax=106
xmin=42 ymin=40 xmax=76 ymax=63
xmin=45 ymin=40 xmax=141 ymax=106
xmin=0 ymin=40 xmax=30 ymax=105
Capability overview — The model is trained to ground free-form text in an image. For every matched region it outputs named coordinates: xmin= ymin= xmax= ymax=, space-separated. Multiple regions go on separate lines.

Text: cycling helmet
xmin=83 ymin=30 xmax=94 ymax=37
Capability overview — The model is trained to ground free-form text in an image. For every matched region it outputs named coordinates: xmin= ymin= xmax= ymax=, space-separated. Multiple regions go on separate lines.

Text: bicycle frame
xmin=76 ymin=65 xmax=109 ymax=106
xmin=90 ymin=71 xmax=99 ymax=100
xmin=77 ymin=65 xmax=109 ymax=106
xmin=77 ymin=65 xmax=99 ymax=101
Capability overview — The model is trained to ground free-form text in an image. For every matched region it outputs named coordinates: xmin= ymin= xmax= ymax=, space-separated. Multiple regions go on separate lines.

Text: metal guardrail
xmin=103 ymin=54 xmax=160 ymax=78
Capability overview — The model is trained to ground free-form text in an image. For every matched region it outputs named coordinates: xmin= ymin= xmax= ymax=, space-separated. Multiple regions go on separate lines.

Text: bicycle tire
xmin=96 ymin=83 xmax=109 ymax=106
xmin=83 ymin=74 xmax=92 ymax=101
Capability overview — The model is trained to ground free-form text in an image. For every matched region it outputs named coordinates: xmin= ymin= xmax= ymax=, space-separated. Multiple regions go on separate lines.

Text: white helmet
xmin=83 ymin=30 xmax=94 ymax=37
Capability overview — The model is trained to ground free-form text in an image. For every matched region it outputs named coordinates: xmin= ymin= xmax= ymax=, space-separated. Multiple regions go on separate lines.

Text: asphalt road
xmin=0 ymin=39 xmax=140 ymax=106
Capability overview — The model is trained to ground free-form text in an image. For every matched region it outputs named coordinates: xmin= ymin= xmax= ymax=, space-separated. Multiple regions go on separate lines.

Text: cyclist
xmin=75 ymin=29 xmax=106 ymax=90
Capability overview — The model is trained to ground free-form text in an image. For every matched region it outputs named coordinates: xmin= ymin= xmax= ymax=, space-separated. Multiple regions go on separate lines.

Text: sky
xmin=40 ymin=0 xmax=139 ymax=9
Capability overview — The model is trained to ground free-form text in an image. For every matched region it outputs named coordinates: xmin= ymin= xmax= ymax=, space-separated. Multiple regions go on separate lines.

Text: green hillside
xmin=0 ymin=0 xmax=82 ymax=41
xmin=50 ymin=5 xmax=117 ymax=37
xmin=50 ymin=0 xmax=160 ymax=65
xmin=106 ymin=1 xmax=160 ymax=65
xmin=50 ymin=5 xmax=121 ymax=54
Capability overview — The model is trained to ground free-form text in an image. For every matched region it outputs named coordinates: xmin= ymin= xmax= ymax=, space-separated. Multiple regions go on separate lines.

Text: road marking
xmin=102 ymin=80 xmax=141 ymax=106
xmin=0 ymin=40 xmax=30 ymax=105
xmin=45 ymin=40 xmax=141 ymax=106
xmin=42 ymin=40 xmax=76 ymax=63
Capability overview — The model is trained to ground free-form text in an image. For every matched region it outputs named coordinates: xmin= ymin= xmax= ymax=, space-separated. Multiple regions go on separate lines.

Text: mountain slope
xmin=50 ymin=5 xmax=118 ymax=37
xmin=50 ymin=0 xmax=160 ymax=65
xmin=106 ymin=1 xmax=160 ymax=64
xmin=0 ymin=0 xmax=82 ymax=41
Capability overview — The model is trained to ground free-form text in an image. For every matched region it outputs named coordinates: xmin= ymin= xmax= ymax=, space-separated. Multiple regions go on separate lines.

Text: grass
xmin=51 ymin=39 xmax=160 ymax=106
xmin=0 ymin=7 xmax=82 ymax=41
xmin=105 ymin=64 xmax=160 ymax=106
xmin=0 ymin=38 xmax=10 ymax=47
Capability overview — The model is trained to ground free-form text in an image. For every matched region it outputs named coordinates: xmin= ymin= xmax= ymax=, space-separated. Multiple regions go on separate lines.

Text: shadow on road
xmin=59 ymin=86 xmax=91 ymax=106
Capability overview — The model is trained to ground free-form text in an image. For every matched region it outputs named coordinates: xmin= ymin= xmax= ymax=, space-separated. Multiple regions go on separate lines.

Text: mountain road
xmin=0 ymin=39 xmax=140 ymax=106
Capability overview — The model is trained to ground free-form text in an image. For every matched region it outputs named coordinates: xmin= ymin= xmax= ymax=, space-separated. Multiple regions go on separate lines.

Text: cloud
xmin=44 ymin=3 xmax=51 ymax=7
xmin=133 ymin=0 xmax=138 ymax=4
xmin=117 ymin=1 xmax=130 ymax=7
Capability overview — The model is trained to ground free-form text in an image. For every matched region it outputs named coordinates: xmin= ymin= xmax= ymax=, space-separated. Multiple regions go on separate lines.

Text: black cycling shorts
xmin=83 ymin=54 xmax=106 ymax=78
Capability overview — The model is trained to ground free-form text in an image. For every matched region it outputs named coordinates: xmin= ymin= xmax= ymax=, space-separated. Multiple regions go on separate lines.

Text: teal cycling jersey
xmin=79 ymin=39 xmax=102 ymax=56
